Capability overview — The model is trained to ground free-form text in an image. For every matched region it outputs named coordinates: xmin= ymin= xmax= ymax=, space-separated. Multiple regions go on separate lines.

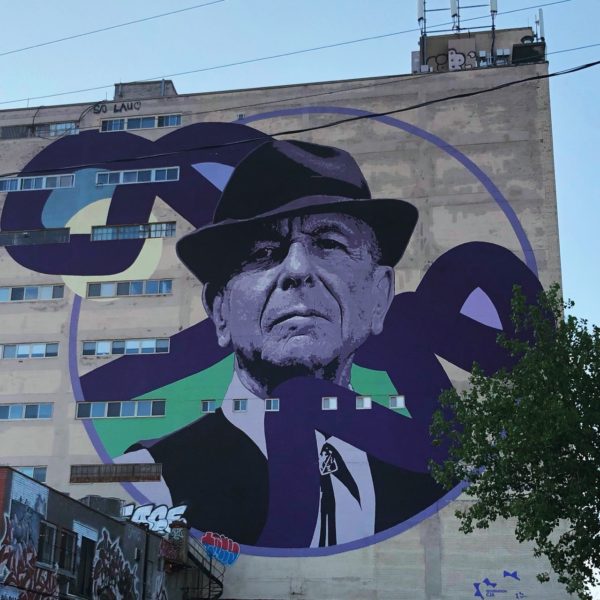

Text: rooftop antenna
xmin=490 ymin=0 xmax=498 ymax=63
xmin=450 ymin=0 xmax=460 ymax=32
xmin=538 ymin=8 xmax=545 ymax=41
xmin=417 ymin=0 xmax=428 ymax=69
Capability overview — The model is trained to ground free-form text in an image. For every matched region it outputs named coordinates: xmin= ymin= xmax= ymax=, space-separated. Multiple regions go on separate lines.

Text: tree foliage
xmin=430 ymin=284 xmax=600 ymax=599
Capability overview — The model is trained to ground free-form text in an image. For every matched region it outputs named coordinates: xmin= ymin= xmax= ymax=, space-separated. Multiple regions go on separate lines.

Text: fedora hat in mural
xmin=177 ymin=139 xmax=418 ymax=284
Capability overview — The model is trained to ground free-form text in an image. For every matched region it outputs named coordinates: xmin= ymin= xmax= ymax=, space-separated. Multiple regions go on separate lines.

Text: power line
xmin=0 ymin=0 xmax=573 ymax=107
xmin=0 ymin=0 xmax=225 ymax=58
xmin=0 ymin=58 xmax=597 ymax=179
xmin=547 ymin=42 xmax=600 ymax=56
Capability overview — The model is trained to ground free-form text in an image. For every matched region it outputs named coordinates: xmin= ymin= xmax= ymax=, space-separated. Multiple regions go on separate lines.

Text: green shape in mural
xmin=94 ymin=356 xmax=410 ymax=458
xmin=95 ymin=355 xmax=234 ymax=457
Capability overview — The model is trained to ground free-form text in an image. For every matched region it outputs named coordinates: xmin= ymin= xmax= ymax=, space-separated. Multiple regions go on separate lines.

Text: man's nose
xmin=277 ymin=241 xmax=315 ymax=291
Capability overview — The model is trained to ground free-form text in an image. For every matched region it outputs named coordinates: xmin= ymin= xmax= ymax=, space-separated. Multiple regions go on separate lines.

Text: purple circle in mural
xmin=50 ymin=113 xmax=541 ymax=558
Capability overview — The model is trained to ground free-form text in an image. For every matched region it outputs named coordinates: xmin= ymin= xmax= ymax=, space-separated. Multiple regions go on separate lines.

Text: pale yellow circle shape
xmin=62 ymin=197 xmax=163 ymax=298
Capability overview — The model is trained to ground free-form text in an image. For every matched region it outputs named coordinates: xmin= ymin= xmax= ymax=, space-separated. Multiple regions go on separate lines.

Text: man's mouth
xmin=267 ymin=309 xmax=328 ymax=330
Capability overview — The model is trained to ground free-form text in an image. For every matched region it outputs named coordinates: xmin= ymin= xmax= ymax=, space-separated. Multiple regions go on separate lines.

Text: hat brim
xmin=176 ymin=196 xmax=418 ymax=284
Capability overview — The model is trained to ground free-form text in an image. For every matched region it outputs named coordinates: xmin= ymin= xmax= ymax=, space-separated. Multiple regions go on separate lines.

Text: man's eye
xmin=315 ymin=238 xmax=346 ymax=251
xmin=249 ymin=246 xmax=276 ymax=261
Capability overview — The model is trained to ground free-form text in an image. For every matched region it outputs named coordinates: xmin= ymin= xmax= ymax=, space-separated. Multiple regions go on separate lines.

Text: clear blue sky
xmin=1 ymin=0 xmax=598 ymax=324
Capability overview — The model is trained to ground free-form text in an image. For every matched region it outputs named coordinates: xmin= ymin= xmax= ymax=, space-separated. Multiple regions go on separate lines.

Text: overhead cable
xmin=0 ymin=58 xmax=597 ymax=179
xmin=0 ymin=0 xmax=225 ymax=58
xmin=0 ymin=0 xmax=573 ymax=107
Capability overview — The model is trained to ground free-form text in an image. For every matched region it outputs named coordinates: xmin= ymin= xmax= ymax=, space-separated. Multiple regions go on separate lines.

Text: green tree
xmin=430 ymin=285 xmax=600 ymax=599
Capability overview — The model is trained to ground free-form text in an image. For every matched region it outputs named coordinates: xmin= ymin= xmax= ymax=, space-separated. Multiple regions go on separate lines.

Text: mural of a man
xmin=179 ymin=139 xmax=416 ymax=397
xmin=125 ymin=139 xmax=447 ymax=547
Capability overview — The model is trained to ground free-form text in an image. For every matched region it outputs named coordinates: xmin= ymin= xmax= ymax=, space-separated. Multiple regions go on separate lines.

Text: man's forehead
xmin=254 ymin=212 xmax=376 ymax=239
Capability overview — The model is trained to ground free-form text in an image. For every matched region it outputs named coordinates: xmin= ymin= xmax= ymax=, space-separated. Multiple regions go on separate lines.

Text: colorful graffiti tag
xmin=0 ymin=112 xmax=542 ymax=557
xmin=0 ymin=474 xmax=57 ymax=600
xmin=122 ymin=503 xmax=186 ymax=534
xmin=200 ymin=532 xmax=240 ymax=567
xmin=0 ymin=516 xmax=58 ymax=600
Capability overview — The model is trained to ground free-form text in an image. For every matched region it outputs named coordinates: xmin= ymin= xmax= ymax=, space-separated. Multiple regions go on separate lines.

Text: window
xmin=38 ymin=522 xmax=57 ymax=565
xmin=101 ymin=114 xmax=181 ymax=132
xmin=322 ymin=397 xmax=338 ymax=411
xmin=69 ymin=463 xmax=162 ymax=483
xmin=0 ymin=284 xmax=63 ymax=302
xmin=87 ymin=279 xmax=172 ymax=298
xmin=95 ymin=167 xmax=179 ymax=186
xmin=15 ymin=466 xmax=47 ymax=482
xmin=37 ymin=523 xmax=77 ymax=572
xmin=82 ymin=338 xmax=169 ymax=356
xmin=1 ymin=343 xmax=58 ymax=359
xmin=233 ymin=399 xmax=247 ymax=412
xmin=201 ymin=400 xmax=216 ymax=413
xmin=356 ymin=396 xmax=372 ymax=410
xmin=265 ymin=398 xmax=280 ymax=412
xmin=389 ymin=395 xmax=406 ymax=409
xmin=34 ymin=122 xmax=79 ymax=137
xmin=0 ymin=174 xmax=74 ymax=193
xmin=90 ymin=222 xmax=176 ymax=241
xmin=76 ymin=399 xmax=166 ymax=419
xmin=72 ymin=535 xmax=95 ymax=598
xmin=0 ymin=228 xmax=69 ymax=246
xmin=58 ymin=529 xmax=77 ymax=571
xmin=0 ymin=403 xmax=53 ymax=420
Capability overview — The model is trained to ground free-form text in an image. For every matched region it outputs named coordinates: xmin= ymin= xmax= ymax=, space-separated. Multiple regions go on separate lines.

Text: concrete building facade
xmin=0 ymin=27 xmax=566 ymax=599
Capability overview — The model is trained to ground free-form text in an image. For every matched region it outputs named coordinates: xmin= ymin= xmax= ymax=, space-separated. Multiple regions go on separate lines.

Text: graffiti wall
xmin=0 ymin=469 xmax=164 ymax=600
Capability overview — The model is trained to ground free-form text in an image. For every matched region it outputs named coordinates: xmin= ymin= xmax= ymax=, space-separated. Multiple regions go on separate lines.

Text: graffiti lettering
xmin=92 ymin=529 xmax=138 ymax=600
xmin=426 ymin=48 xmax=477 ymax=72
xmin=200 ymin=532 xmax=240 ymax=566
xmin=114 ymin=101 xmax=142 ymax=113
xmin=121 ymin=503 xmax=186 ymax=534
xmin=92 ymin=101 xmax=142 ymax=115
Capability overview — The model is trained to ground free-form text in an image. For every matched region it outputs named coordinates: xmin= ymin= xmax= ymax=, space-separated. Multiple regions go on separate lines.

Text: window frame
xmin=265 ymin=398 xmax=280 ymax=412
xmin=75 ymin=399 xmax=166 ymax=419
xmin=1 ymin=343 xmax=59 ymax=359
xmin=86 ymin=279 xmax=172 ymax=298
xmin=321 ymin=396 xmax=338 ymax=411
xmin=15 ymin=465 xmax=47 ymax=482
xmin=0 ymin=228 xmax=70 ymax=247
xmin=0 ymin=403 xmax=53 ymax=421
xmin=201 ymin=399 xmax=216 ymax=414
xmin=389 ymin=395 xmax=406 ymax=410
xmin=0 ymin=284 xmax=63 ymax=303
xmin=95 ymin=167 xmax=180 ymax=187
xmin=81 ymin=338 xmax=170 ymax=357
xmin=37 ymin=522 xmax=78 ymax=573
xmin=69 ymin=463 xmax=162 ymax=483
xmin=356 ymin=395 xmax=373 ymax=410
xmin=0 ymin=174 xmax=75 ymax=192
xmin=37 ymin=521 xmax=57 ymax=566
xmin=101 ymin=114 xmax=181 ymax=132
xmin=232 ymin=398 xmax=247 ymax=413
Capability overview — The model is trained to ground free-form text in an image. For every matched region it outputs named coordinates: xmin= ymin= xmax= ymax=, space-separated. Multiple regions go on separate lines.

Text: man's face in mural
xmin=205 ymin=212 xmax=395 ymax=394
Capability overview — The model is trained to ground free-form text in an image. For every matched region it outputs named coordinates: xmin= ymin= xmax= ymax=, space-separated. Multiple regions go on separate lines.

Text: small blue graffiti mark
xmin=473 ymin=580 xmax=508 ymax=597
xmin=514 ymin=593 xmax=527 ymax=599
xmin=503 ymin=570 xmax=520 ymax=581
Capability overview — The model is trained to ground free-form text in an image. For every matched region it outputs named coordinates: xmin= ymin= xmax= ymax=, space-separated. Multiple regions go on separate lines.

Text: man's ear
xmin=202 ymin=284 xmax=231 ymax=348
xmin=370 ymin=265 xmax=395 ymax=336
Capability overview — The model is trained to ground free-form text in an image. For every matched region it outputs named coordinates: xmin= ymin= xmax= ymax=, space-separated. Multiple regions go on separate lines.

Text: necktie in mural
xmin=318 ymin=441 xmax=360 ymax=546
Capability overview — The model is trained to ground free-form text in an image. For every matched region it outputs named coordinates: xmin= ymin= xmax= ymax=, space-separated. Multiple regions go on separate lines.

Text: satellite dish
xmin=521 ymin=35 xmax=535 ymax=44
